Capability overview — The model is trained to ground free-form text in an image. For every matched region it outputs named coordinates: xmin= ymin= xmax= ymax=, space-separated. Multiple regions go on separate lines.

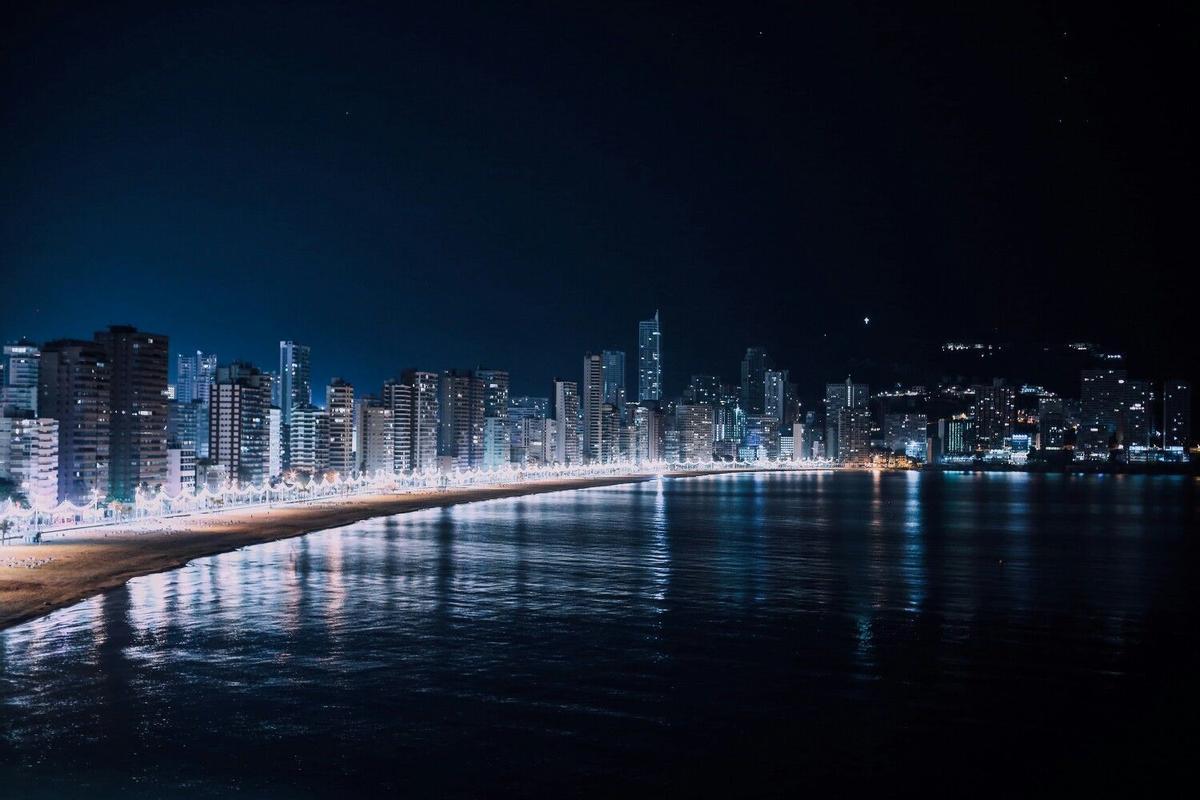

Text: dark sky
xmin=2 ymin=1 xmax=1195 ymax=398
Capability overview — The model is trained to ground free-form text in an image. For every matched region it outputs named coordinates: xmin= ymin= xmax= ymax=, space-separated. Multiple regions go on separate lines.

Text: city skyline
xmin=3 ymin=4 xmax=1196 ymax=400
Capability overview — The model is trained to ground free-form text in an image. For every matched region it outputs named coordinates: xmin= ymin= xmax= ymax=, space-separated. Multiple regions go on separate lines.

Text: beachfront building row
xmin=4 ymin=313 xmax=1196 ymax=505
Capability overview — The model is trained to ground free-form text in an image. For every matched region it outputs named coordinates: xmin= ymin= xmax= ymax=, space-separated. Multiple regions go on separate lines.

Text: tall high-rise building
xmin=382 ymin=380 xmax=413 ymax=472
xmin=288 ymin=405 xmax=328 ymax=475
xmin=1123 ymin=379 xmax=1153 ymax=449
xmin=95 ymin=325 xmax=169 ymax=501
xmin=740 ymin=348 xmax=773 ymax=414
xmin=439 ymin=370 xmax=484 ymax=470
xmin=176 ymin=350 xmax=217 ymax=404
xmin=1037 ymin=397 xmax=1068 ymax=449
xmin=167 ymin=398 xmax=205 ymax=453
xmin=476 ymin=369 xmax=510 ymax=418
xmin=482 ymin=417 xmax=511 ymax=468
xmin=2 ymin=339 xmax=41 ymax=416
xmin=824 ymin=377 xmax=869 ymax=460
xmin=932 ymin=415 xmax=975 ymax=461
xmin=326 ymin=379 xmax=355 ymax=476
xmin=637 ymin=311 xmax=661 ymax=403
xmin=509 ymin=397 xmax=549 ymax=466
xmin=972 ymin=381 xmax=1015 ymax=452
xmin=39 ymin=339 xmax=111 ymax=503
xmin=475 ymin=368 xmax=511 ymax=469
xmin=554 ymin=379 xmax=580 ymax=465
xmin=360 ymin=403 xmax=394 ymax=475
xmin=582 ymin=353 xmax=604 ymax=463
xmin=0 ymin=416 xmax=58 ymax=507
xmin=628 ymin=402 xmax=663 ymax=462
xmin=403 ymin=370 xmax=440 ymax=471
xmin=209 ymin=362 xmax=271 ymax=485
xmin=675 ymin=403 xmax=715 ymax=462
xmin=278 ymin=341 xmax=312 ymax=425
xmin=1077 ymin=369 xmax=1126 ymax=459
xmin=764 ymin=368 xmax=788 ymax=426
xmin=1163 ymin=380 xmax=1191 ymax=448
xmin=837 ymin=406 xmax=872 ymax=465
xmin=601 ymin=350 xmax=626 ymax=411
xmin=175 ymin=350 xmax=216 ymax=458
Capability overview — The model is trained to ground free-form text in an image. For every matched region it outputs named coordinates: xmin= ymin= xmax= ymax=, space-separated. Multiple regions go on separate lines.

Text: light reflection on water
xmin=0 ymin=472 xmax=1196 ymax=798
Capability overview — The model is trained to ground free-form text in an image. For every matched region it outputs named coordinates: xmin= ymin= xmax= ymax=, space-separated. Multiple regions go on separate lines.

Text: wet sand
xmin=0 ymin=474 xmax=658 ymax=631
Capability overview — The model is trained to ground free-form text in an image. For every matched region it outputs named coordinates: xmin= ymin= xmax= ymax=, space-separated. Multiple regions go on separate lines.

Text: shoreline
xmin=0 ymin=473 xmax=663 ymax=632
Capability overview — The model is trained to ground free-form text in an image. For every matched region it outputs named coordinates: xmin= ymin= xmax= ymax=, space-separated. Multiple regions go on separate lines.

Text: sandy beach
xmin=0 ymin=474 xmax=658 ymax=631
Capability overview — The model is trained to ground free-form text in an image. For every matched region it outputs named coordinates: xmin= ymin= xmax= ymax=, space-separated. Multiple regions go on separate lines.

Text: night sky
xmin=2 ymin=1 xmax=1195 ymax=397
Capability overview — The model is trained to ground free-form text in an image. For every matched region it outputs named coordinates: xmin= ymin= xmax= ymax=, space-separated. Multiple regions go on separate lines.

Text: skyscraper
xmin=628 ymin=402 xmax=663 ymax=462
xmin=971 ymin=381 xmax=1015 ymax=452
xmin=477 ymin=367 xmax=512 ymax=469
xmin=167 ymin=398 xmax=204 ymax=453
xmin=582 ymin=353 xmax=604 ymax=463
xmin=1077 ymin=369 xmax=1126 ymax=459
xmin=740 ymin=347 xmax=773 ymax=414
xmin=601 ymin=350 xmax=626 ymax=412
xmin=509 ymin=396 xmax=550 ymax=466
xmin=278 ymin=341 xmax=312 ymax=425
xmin=209 ymin=362 xmax=271 ymax=485
xmin=764 ymin=368 xmax=788 ymax=426
xmin=403 ymin=369 xmax=440 ymax=471
xmin=176 ymin=350 xmax=217 ymax=404
xmin=360 ymin=402 xmax=394 ymax=475
xmin=39 ymin=339 xmax=111 ymax=503
xmin=1163 ymin=380 xmax=1191 ymax=448
xmin=824 ymin=377 xmax=868 ymax=460
xmin=439 ymin=370 xmax=484 ymax=470
xmin=1123 ymin=379 xmax=1152 ymax=449
xmin=675 ymin=403 xmax=715 ymax=462
xmin=554 ymin=379 xmax=580 ymax=465
xmin=287 ymin=405 xmax=328 ymax=476
xmin=382 ymin=379 xmax=413 ymax=472
xmin=326 ymin=379 xmax=356 ymax=476
xmin=95 ymin=325 xmax=169 ymax=501
xmin=837 ymin=406 xmax=872 ymax=465
xmin=637 ymin=311 xmax=661 ymax=403
xmin=1037 ymin=397 xmax=1068 ymax=450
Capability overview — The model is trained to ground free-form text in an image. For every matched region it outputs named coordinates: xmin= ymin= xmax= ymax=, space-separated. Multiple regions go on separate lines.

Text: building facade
xmin=675 ymin=403 xmax=715 ymax=463
xmin=0 ymin=416 xmax=58 ymax=507
xmin=326 ymin=379 xmax=356 ymax=476
xmin=438 ymin=370 xmax=484 ymax=470
xmin=824 ymin=377 xmax=869 ymax=461
xmin=39 ymin=339 xmax=111 ymax=503
xmin=972 ymin=382 xmax=1015 ymax=452
xmin=581 ymin=353 xmax=604 ymax=463
xmin=403 ymin=370 xmax=440 ymax=471
xmin=2 ymin=339 xmax=40 ymax=416
xmin=1163 ymin=380 xmax=1191 ymax=448
xmin=637 ymin=311 xmax=661 ymax=403
xmin=209 ymin=362 xmax=271 ymax=485
xmin=554 ymin=379 xmax=580 ymax=465
xmin=278 ymin=341 xmax=312 ymax=425
xmin=95 ymin=326 xmax=169 ymax=501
